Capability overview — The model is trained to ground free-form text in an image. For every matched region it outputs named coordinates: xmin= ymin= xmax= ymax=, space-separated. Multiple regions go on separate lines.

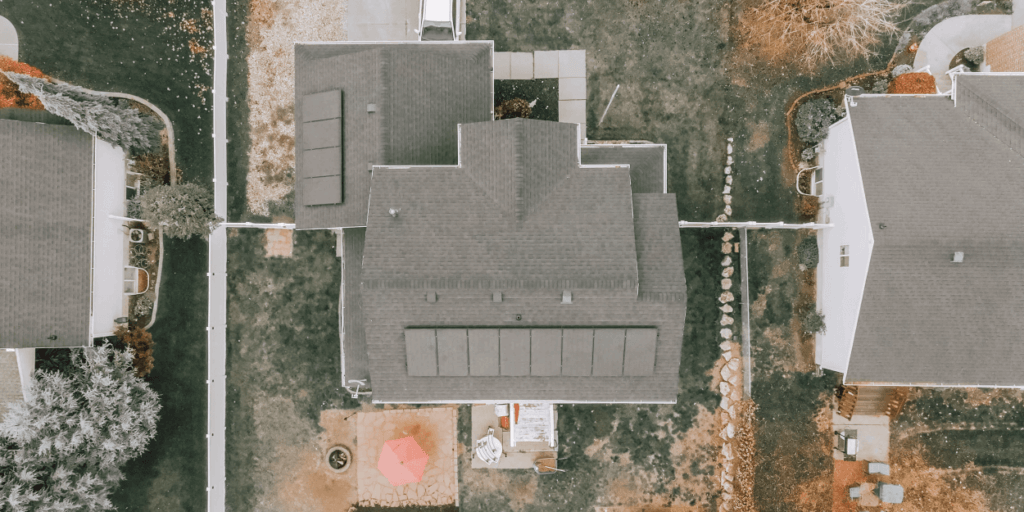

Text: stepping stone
xmin=510 ymin=52 xmax=534 ymax=79
xmin=558 ymin=77 xmax=586 ymax=100
xmin=534 ymin=50 xmax=559 ymax=78
xmin=493 ymin=52 xmax=511 ymax=80
xmin=558 ymin=49 xmax=586 ymax=78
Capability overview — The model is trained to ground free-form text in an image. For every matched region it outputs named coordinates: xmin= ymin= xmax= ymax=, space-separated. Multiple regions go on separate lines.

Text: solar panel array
xmin=405 ymin=327 xmax=658 ymax=377
xmin=301 ymin=90 xmax=343 ymax=206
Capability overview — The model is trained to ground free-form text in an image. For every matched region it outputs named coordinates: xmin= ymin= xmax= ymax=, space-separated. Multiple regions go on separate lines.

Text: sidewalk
xmin=913 ymin=14 xmax=1012 ymax=91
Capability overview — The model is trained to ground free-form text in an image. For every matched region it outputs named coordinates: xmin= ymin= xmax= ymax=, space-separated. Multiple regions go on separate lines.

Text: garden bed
xmin=494 ymin=79 xmax=558 ymax=121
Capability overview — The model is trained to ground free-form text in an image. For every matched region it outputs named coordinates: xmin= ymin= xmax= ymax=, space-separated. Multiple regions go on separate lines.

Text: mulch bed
xmin=888 ymin=73 xmax=937 ymax=94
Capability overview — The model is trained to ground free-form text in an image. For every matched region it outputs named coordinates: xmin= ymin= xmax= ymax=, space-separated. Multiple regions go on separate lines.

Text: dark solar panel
xmin=623 ymin=328 xmax=658 ymax=376
xmin=530 ymin=329 xmax=562 ymax=376
xmin=592 ymin=328 xmax=625 ymax=376
xmin=302 ymin=90 xmax=343 ymax=121
xmin=468 ymin=329 xmax=500 ymax=376
xmin=499 ymin=329 xmax=530 ymax=376
xmin=303 ymin=119 xmax=342 ymax=150
xmin=302 ymin=176 xmax=342 ymax=206
xmin=561 ymin=328 xmax=593 ymax=376
xmin=404 ymin=329 xmax=438 ymax=376
xmin=437 ymin=328 xmax=469 ymax=376
xmin=304 ymin=147 xmax=342 ymax=178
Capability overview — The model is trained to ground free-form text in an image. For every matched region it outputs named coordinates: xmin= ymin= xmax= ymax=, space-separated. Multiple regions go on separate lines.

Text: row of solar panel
xmin=404 ymin=327 xmax=658 ymax=377
xmin=301 ymin=90 xmax=344 ymax=206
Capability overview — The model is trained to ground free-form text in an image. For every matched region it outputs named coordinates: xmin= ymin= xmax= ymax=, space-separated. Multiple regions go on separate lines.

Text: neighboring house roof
xmin=0 ymin=118 xmax=94 ymax=349
xmin=293 ymin=42 xmax=494 ymax=229
xmin=843 ymin=74 xmax=1024 ymax=386
xmin=359 ymin=119 xmax=685 ymax=402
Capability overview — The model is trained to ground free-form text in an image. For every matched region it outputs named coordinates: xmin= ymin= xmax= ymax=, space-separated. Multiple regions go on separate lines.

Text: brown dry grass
xmin=889 ymin=439 xmax=994 ymax=512
xmin=245 ymin=0 xmax=347 ymax=215
xmin=738 ymin=0 xmax=904 ymax=69
xmin=728 ymin=400 xmax=758 ymax=512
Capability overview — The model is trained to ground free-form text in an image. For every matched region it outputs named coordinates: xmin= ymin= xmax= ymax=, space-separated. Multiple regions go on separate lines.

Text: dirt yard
xmin=243 ymin=0 xmax=347 ymax=216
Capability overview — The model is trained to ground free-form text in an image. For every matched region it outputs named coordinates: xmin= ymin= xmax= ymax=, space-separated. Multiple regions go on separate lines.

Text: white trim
xmin=372 ymin=398 xmax=677 ymax=404
xmin=679 ymin=221 xmax=833 ymax=229
xmin=339 ymin=228 xmax=346 ymax=388
xmin=849 ymin=380 xmax=1024 ymax=389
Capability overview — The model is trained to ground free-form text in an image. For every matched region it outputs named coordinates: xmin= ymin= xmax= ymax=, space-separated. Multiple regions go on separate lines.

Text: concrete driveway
xmin=0 ymin=15 xmax=18 ymax=60
xmin=347 ymin=0 xmax=420 ymax=41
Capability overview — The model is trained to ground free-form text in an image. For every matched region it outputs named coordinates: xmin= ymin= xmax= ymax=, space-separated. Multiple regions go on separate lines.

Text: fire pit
xmin=327 ymin=445 xmax=352 ymax=473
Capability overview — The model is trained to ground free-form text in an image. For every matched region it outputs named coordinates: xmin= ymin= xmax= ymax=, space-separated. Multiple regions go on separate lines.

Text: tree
xmin=139 ymin=183 xmax=223 ymax=240
xmin=2 ymin=72 xmax=161 ymax=154
xmin=0 ymin=57 xmax=47 ymax=110
xmin=0 ymin=345 xmax=161 ymax=511
xmin=740 ymin=0 xmax=903 ymax=68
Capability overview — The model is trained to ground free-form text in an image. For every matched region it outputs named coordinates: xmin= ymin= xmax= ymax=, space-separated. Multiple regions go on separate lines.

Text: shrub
xmin=870 ymin=78 xmax=889 ymax=93
xmin=801 ymin=147 xmax=817 ymax=161
xmin=798 ymin=236 xmax=819 ymax=268
xmin=964 ymin=45 xmax=985 ymax=65
xmin=891 ymin=64 xmax=913 ymax=77
xmin=795 ymin=99 xmax=839 ymax=145
xmin=3 ymin=72 xmax=162 ymax=154
xmin=739 ymin=0 xmax=903 ymax=68
xmin=126 ymin=198 xmax=143 ymax=220
xmin=888 ymin=72 xmax=936 ymax=94
xmin=140 ymin=183 xmax=223 ymax=240
xmin=802 ymin=309 xmax=827 ymax=334
xmin=132 ymin=152 xmax=172 ymax=187
xmin=798 ymin=195 xmax=820 ymax=218
xmin=0 ymin=57 xmax=47 ymax=109
xmin=113 ymin=325 xmax=155 ymax=378
xmin=495 ymin=98 xmax=532 ymax=120
xmin=132 ymin=295 xmax=154 ymax=320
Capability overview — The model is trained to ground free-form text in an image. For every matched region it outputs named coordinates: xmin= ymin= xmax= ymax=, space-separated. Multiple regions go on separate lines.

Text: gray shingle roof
xmin=0 ymin=119 xmax=93 ymax=348
xmin=580 ymin=144 xmax=667 ymax=194
xmin=358 ymin=119 xmax=685 ymax=402
xmin=956 ymin=74 xmax=1024 ymax=156
xmin=845 ymin=91 xmax=1024 ymax=386
xmin=342 ymin=227 xmax=369 ymax=385
xmin=294 ymin=42 xmax=494 ymax=229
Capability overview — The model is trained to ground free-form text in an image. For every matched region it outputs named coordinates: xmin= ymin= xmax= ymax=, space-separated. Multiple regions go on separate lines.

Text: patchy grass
xmin=224 ymin=229 xmax=359 ymax=511
xmin=0 ymin=1 xmax=214 ymax=509
xmin=227 ymin=0 xmax=252 ymax=221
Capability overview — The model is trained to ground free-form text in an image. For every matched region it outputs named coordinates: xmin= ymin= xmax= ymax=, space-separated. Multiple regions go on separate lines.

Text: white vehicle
xmin=415 ymin=0 xmax=460 ymax=40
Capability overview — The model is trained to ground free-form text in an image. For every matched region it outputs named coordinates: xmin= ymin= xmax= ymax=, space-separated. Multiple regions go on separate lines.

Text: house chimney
xmin=952 ymin=252 xmax=964 ymax=263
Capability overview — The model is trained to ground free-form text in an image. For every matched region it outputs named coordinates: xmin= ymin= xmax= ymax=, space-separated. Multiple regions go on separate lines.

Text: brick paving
xmin=355 ymin=407 xmax=458 ymax=507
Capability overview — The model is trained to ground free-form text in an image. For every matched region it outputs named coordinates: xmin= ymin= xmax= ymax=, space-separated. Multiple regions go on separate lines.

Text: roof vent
xmin=952 ymin=251 xmax=964 ymax=263
xmin=389 ymin=208 xmax=401 ymax=218
xmin=426 ymin=291 xmax=437 ymax=303
xmin=561 ymin=290 xmax=573 ymax=304
xmin=367 ymin=103 xmax=377 ymax=113
xmin=493 ymin=291 xmax=502 ymax=303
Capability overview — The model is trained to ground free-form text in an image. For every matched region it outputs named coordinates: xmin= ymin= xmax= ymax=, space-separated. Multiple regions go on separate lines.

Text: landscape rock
xmin=727 ymin=137 xmax=734 ymax=142
xmin=724 ymin=166 xmax=731 ymax=175
xmin=726 ymin=423 xmax=736 ymax=438
xmin=720 ymin=327 xmax=733 ymax=339
xmin=727 ymin=143 xmax=733 ymax=155
xmin=719 ymin=382 xmax=731 ymax=395
xmin=719 ymin=429 xmax=730 ymax=441
xmin=728 ymin=373 xmax=741 ymax=386
xmin=720 ymin=304 xmax=734 ymax=313
xmin=716 ymin=214 xmax=729 ymax=222
xmin=722 ymin=242 xmax=733 ymax=254
xmin=725 ymin=472 xmax=734 ymax=482
xmin=726 ymin=405 xmax=735 ymax=418
xmin=724 ymin=205 xmax=732 ymax=216
xmin=722 ymin=351 xmax=733 ymax=362
xmin=722 ymin=443 xmax=734 ymax=460
xmin=720 ymin=395 xmax=731 ymax=409
xmin=726 ymin=175 xmax=733 ymax=184
xmin=721 ymin=365 xmax=733 ymax=380
xmin=731 ymin=388 xmax=743 ymax=401
xmin=728 ymin=359 xmax=740 ymax=371
xmin=719 ymin=291 xmax=734 ymax=303
xmin=720 ymin=315 xmax=734 ymax=326
xmin=721 ymin=278 xmax=732 ymax=289
xmin=726 ymin=156 xmax=733 ymax=165
xmin=723 ymin=481 xmax=734 ymax=494
xmin=722 ymin=231 xmax=734 ymax=242
xmin=722 ymin=266 xmax=734 ymax=277
xmin=721 ymin=256 xmax=732 ymax=266
xmin=723 ymin=195 xmax=732 ymax=205
xmin=720 ymin=340 xmax=733 ymax=351
xmin=723 ymin=185 xmax=731 ymax=195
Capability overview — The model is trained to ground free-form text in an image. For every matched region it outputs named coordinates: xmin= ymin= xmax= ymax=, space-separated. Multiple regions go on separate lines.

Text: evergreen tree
xmin=140 ymin=183 xmax=223 ymax=240
xmin=0 ymin=345 xmax=161 ymax=511
xmin=2 ymin=72 xmax=161 ymax=154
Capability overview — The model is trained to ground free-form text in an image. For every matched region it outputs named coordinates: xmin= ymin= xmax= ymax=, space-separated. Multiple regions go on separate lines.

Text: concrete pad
xmin=348 ymin=0 xmax=420 ymax=41
xmin=510 ymin=52 xmax=534 ymax=79
xmin=558 ymin=49 xmax=587 ymax=78
xmin=470 ymin=404 xmax=558 ymax=470
xmin=558 ymin=77 xmax=586 ymax=101
xmin=534 ymin=51 xmax=559 ymax=78
xmin=558 ymin=99 xmax=586 ymax=124
xmin=493 ymin=52 xmax=511 ymax=80
xmin=0 ymin=16 xmax=17 ymax=60
xmin=833 ymin=413 xmax=890 ymax=463
xmin=1015 ymin=0 xmax=1024 ymax=29
xmin=913 ymin=14 xmax=1011 ymax=91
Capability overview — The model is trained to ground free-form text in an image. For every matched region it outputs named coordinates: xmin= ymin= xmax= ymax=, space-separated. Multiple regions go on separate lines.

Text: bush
xmin=891 ymin=64 xmax=913 ymax=78
xmin=0 ymin=57 xmax=47 ymax=110
xmin=798 ymin=236 xmax=819 ymax=268
xmin=802 ymin=309 xmax=827 ymax=334
xmin=964 ymin=46 xmax=985 ymax=66
xmin=495 ymin=98 xmax=532 ymax=120
xmin=132 ymin=152 xmax=172 ymax=187
xmin=798 ymin=195 xmax=820 ymax=219
xmin=795 ymin=98 xmax=839 ymax=145
xmin=140 ymin=183 xmax=223 ymax=240
xmin=113 ymin=325 xmax=155 ymax=378
xmin=801 ymin=147 xmax=817 ymax=161
xmin=870 ymin=78 xmax=889 ymax=94
xmin=132 ymin=295 xmax=154 ymax=320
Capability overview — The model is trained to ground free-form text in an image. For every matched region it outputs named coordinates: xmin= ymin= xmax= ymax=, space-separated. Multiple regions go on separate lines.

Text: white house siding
xmin=815 ymin=116 xmax=874 ymax=375
xmin=90 ymin=139 xmax=128 ymax=338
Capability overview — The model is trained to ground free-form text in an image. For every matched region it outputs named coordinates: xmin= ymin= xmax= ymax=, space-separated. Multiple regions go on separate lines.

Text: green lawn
xmin=0 ymin=1 xmax=213 ymax=508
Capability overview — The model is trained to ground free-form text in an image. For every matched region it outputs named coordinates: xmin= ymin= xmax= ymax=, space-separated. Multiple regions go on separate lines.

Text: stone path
xmin=494 ymin=50 xmax=587 ymax=139
xmin=355 ymin=407 xmax=459 ymax=507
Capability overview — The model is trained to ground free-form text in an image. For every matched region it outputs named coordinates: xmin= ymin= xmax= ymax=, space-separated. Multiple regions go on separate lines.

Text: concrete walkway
xmin=208 ymin=0 xmax=229 ymax=506
xmin=914 ymin=14 xmax=1012 ymax=91
xmin=0 ymin=16 xmax=17 ymax=60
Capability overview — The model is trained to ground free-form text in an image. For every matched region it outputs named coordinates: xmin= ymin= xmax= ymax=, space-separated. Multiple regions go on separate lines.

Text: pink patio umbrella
xmin=377 ymin=436 xmax=429 ymax=486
